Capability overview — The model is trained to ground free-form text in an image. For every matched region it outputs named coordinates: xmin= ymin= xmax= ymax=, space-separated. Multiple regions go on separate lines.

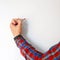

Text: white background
xmin=0 ymin=0 xmax=60 ymax=60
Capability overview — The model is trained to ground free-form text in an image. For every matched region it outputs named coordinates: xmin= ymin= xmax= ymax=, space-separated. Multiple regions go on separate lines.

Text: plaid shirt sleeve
xmin=14 ymin=34 xmax=60 ymax=60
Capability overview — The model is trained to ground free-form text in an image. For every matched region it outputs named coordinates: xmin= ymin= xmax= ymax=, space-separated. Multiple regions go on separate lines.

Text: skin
xmin=10 ymin=18 xmax=25 ymax=37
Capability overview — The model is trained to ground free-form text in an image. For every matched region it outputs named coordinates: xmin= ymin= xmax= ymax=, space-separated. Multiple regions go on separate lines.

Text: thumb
xmin=10 ymin=20 xmax=17 ymax=28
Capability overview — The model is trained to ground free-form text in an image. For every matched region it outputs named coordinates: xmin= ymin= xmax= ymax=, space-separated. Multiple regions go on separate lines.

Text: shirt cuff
xmin=14 ymin=34 xmax=23 ymax=40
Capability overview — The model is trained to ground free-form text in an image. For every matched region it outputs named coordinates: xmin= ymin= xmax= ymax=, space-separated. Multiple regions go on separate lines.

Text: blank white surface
xmin=0 ymin=0 xmax=60 ymax=60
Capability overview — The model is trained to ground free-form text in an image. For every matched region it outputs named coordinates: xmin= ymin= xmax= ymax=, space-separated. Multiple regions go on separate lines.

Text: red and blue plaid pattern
xmin=14 ymin=35 xmax=60 ymax=60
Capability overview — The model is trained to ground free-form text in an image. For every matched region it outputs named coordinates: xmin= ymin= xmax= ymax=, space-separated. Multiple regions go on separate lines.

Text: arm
xmin=14 ymin=34 xmax=43 ymax=60
xmin=10 ymin=18 xmax=60 ymax=60
xmin=10 ymin=18 xmax=43 ymax=60
xmin=42 ymin=42 xmax=60 ymax=60
xmin=14 ymin=34 xmax=60 ymax=60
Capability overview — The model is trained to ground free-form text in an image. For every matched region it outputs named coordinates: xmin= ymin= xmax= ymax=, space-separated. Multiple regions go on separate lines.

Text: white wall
xmin=0 ymin=0 xmax=60 ymax=60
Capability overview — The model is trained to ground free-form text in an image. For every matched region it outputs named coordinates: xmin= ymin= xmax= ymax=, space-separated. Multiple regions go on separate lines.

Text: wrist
xmin=13 ymin=33 xmax=21 ymax=37
xmin=14 ymin=34 xmax=22 ymax=40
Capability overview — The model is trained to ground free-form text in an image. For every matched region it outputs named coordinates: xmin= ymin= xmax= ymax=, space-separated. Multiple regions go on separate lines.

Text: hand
xmin=10 ymin=18 xmax=25 ymax=37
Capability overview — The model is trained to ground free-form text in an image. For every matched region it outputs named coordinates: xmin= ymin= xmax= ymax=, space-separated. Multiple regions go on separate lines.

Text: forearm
xmin=14 ymin=34 xmax=43 ymax=59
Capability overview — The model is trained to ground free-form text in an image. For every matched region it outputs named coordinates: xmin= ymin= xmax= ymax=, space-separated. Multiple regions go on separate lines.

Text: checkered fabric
xmin=14 ymin=35 xmax=60 ymax=60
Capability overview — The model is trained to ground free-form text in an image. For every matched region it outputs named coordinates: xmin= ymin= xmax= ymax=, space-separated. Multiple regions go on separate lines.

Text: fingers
xmin=12 ymin=18 xmax=26 ymax=25
xmin=12 ymin=20 xmax=17 ymax=25
xmin=11 ymin=18 xmax=26 ymax=23
xmin=10 ymin=19 xmax=17 ymax=28
xmin=10 ymin=18 xmax=25 ymax=27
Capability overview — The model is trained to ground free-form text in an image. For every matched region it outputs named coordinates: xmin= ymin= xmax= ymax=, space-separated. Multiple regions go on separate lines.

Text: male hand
xmin=10 ymin=18 xmax=25 ymax=37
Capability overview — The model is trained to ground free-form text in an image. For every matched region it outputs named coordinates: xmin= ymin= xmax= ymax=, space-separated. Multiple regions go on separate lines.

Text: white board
xmin=0 ymin=0 xmax=60 ymax=60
